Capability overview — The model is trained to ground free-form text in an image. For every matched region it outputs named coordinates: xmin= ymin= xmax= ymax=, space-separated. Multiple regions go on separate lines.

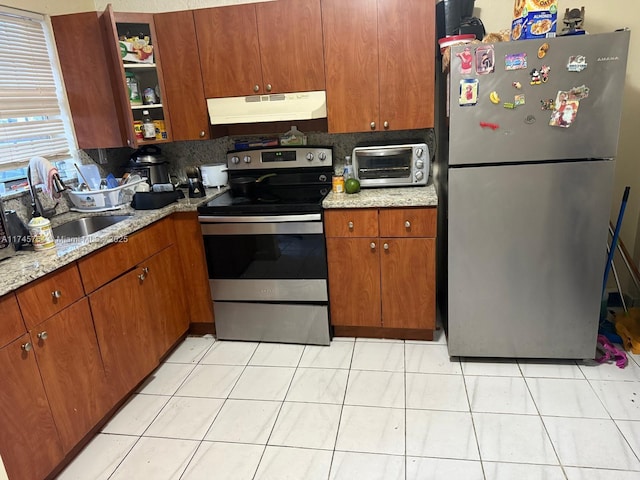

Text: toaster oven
xmin=352 ymin=142 xmax=429 ymax=187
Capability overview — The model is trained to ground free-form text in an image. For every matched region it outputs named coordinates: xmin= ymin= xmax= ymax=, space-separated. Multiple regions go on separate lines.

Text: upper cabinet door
xmin=51 ymin=12 xmax=126 ymax=149
xmin=195 ymin=4 xmax=263 ymax=98
xmin=378 ymin=0 xmax=435 ymax=130
xmin=321 ymin=0 xmax=379 ymax=133
xmin=256 ymin=0 xmax=325 ymax=94
xmin=154 ymin=10 xmax=210 ymax=141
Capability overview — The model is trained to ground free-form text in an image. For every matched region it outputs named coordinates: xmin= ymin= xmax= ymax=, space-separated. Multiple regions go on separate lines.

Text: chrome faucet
xmin=27 ymin=166 xmax=67 ymax=219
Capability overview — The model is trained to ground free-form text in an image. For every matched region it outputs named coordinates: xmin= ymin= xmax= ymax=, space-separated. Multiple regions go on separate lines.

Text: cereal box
xmin=512 ymin=0 xmax=557 ymax=41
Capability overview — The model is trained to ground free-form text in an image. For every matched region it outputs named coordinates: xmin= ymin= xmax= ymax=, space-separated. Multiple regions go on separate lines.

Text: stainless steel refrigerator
xmin=443 ymin=31 xmax=630 ymax=358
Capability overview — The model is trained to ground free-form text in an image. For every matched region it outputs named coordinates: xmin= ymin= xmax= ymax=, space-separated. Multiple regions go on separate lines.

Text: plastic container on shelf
xmin=125 ymin=71 xmax=142 ymax=106
xmin=66 ymin=177 xmax=147 ymax=211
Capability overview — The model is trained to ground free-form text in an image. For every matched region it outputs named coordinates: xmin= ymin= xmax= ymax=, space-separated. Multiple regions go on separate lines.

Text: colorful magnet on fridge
xmin=530 ymin=68 xmax=542 ymax=85
xmin=505 ymin=53 xmax=527 ymax=70
xmin=540 ymin=98 xmax=555 ymax=110
xmin=456 ymin=46 xmax=474 ymax=75
xmin=513 ymin=81 xmax=522 ymax=89
xmin=503 ymin=102 xmax=516 ymax=109
xmin=567 ymin=55 xmax=588 ymax=72
xmin=459 ymin=78 xmax=479 ymax=106
xmin=549 ymin=95 xmax=580 ymax=128
xmin=489 ymin=91 xmax=501 ymax=104
xmin=479 ymin=122 xmax=500 ymax=130
xmin=514 ymin=94 xmax=526 ymax=107
xmin=537 ymin=43 xmax=550 ymax=59
xmin=569 ymin=84 xmax=590 ymax=100
xmin=540 ymin=65 xmax=551 ymax=83
xmin=475 ymin=45 xmax=495 ymax=75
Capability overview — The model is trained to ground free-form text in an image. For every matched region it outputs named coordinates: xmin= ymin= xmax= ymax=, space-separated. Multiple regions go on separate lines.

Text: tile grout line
xmin=460 ymin=355 xmax=488 ymax=480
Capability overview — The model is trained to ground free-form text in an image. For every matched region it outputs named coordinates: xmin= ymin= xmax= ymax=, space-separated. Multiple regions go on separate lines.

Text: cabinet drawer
xmin=0 ymin=293 xmax=26 ymax=348
xmin=16 ymin=263 xmax=85 ymax=330
xmin=379 ymin=208 xmax=437 ymax=238
xmin=324 ymin=209 xmax=378 ymax=237
xmin=78 ymin=217 xmax=176 ymax=293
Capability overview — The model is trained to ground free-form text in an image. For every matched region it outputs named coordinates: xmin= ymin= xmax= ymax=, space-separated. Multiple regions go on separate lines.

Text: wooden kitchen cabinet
xmin=154 ymin=10 xmax=210 ymax=141
xmin=16 ymin=262 xmax=85 ymax=330
xmin=195 ymin=0 xmax=325 ymax=98
xmin=100 ymin=4 xmax=173 ymax=147
xmin=51 ymin=12 xmax=125 ymax=149
xmin=31 ymin=298 xmax=112 ymax=453
xmin=0 ymin=293 xmax=26 ymax=348
xmin=321 ymin=0 xmax=435 ymax=133
xmin=325 ymin=207 xmax=436 ymax=339
xmin=0 ymin=333 xmax=64 ymax=480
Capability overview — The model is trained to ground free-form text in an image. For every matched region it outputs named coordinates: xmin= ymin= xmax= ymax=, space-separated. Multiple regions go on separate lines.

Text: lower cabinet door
xmin=34 ymin=298 xmax=112 ymax=453
xmin=145 ymin=245 xmax=189 ymax=355
xmin=0 ymin=334 xmax=64 ymax=480
xmin=90 ymin=265 xmax=159 ymax=399
xmin=326 ymin=237 xmax=381 ymax=327
xmin=381 ymin=238 xmax=436 ymax=330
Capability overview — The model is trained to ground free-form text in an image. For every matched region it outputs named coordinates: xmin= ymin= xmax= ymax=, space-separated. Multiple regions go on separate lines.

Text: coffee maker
xmin=186 ymin=166 xmax=206 ymax=198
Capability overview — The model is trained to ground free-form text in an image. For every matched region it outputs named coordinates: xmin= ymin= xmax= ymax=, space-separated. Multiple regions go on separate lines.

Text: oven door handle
xmin=198 ymin=214 xmax=321 ymax=223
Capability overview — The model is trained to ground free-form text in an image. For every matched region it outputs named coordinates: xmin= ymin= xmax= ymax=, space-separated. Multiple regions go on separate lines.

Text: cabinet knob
xmin=265 ymin=83 xmax=272 ymax=92
xmin=253 ymin=84 xmax=260 ymax=93
xmin=22 ymin=342 xmax=32 ymax=352
xmin=348 ymin=221 xmax=354 ymax=230
xmin=51 ymin=290 xmax=62 ymax=299
xmin=383 ymin=243 xmax=389 ymax=250
xmin=383 ymin=121 xmax=389 ymax=129
xmin=199 ymin=131 xmax=205 ymax=138
xmin=138 ymin=266 xmax=149 ymax=282
xmin=370 ymin=242 xmax=376 ymax=250
xmin=37 ymin=331 xmax=48 ymax=341
xmin=405 ymin=221 xmax=411 ymax=229
xmin=370 ymin=121 xmax=376 ymax=130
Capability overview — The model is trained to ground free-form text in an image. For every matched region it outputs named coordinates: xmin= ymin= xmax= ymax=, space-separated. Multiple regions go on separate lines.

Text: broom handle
xmin=603 ymin=186 xmax=630 ymax=298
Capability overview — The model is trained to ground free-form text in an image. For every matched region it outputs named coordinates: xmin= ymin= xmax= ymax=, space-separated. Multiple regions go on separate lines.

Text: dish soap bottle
xmin=142 ymin=110 xmax=156 ymax=140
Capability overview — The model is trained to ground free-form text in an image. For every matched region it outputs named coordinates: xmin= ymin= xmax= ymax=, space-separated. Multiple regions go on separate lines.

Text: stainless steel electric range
xmin=198 ymin=146 xmax=333 ymax=345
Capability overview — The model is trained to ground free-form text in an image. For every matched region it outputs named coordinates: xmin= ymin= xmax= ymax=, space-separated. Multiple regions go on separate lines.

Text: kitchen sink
xmin=52 ymin=215 xmax=132 ymax=239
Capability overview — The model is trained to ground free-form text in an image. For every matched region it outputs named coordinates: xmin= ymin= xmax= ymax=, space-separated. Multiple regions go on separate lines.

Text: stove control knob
xmin=318 ymin=152 xmax=327 ymax=161
xmin=416 ymin=148 xmax=424 ymax=157
xmin=231 ymin=156 xmax=240 ymax=164
xmin=415 ymin=170 xmax=424 ymax=181
xmin=243 ymin=155 xmax=252 ymax=164
xmin=306 ymin=152 xmax=314 ymax=161
xmin=415 ymin=159 xmax=425 ymax=169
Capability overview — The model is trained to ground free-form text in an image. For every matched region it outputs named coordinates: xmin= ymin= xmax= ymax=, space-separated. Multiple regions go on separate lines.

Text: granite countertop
xmin=0 ymin=187 xmax=228 ymax=297
xmin=322 ymin=183 xmax=438 ymax=209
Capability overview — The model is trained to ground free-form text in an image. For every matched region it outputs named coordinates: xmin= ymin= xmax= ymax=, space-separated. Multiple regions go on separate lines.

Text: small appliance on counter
xmin=186 ymin=166 xmax=206 ymax=198
xmin=200 ymin=163 xmax=228 ymax=189
xmin=0 ymin=200 xmax=16 ymax=261
xmin=126 ymin=145 xmax=171 ymax=185
xmin=352 ymin=141 xmax=429 ymax=188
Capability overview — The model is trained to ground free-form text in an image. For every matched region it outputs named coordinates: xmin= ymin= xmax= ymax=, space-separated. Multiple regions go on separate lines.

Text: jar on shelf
xmin=142 ymin=110 xmax=155 ymax=140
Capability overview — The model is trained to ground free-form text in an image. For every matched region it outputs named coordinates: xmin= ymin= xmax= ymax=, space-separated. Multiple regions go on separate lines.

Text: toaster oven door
xmin=354 ymin=147 xmax=413 ymax=183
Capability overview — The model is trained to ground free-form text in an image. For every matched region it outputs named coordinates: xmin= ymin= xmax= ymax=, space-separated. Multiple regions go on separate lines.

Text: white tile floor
xmin=55 ymin=328 xmax=640 ymax=480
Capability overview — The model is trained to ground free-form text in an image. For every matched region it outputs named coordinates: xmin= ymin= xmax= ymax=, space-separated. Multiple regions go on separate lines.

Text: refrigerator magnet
xmin=537 ymin=43 xmax=550 ymax=59
xmin=549 ymin=94 xmax=580 ymax=128
xmin=476 ymin=46 xmax=495 ymax=75
xmin=505 ymin=53 xmax=527 ymax=70
xmin=567 ymin=55 xmax=588 ymax=72
xmin=515 ymin=94 xmax=526 ymax=107
xmin=456 ymin=46 xmax=474 ymax=75
xmin=459 ymin=78 xmax=479 ymax=106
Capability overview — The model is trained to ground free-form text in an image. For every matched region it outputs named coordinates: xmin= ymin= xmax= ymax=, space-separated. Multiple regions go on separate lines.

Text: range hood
xmin=207 ymin=90 xmax=327 ymax=125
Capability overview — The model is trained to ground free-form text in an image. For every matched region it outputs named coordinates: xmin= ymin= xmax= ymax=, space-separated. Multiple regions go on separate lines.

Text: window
xmin=0 ymin=5 xmax=77 ymax=194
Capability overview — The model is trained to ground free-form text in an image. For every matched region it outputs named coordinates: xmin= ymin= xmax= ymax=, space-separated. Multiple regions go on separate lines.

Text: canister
xmin=332 ymin=174 xmax=345 ymax=193
xmin=28 ymin=216 xmax=55 ymax=251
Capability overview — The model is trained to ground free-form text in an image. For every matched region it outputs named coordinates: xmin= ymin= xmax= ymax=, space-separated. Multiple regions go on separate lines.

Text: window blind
xmin=0 ymin=7 xmax=74 ymax=170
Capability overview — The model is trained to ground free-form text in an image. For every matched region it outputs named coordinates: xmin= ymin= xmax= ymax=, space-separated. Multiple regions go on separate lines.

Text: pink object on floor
xmin=595 ymin=334 xmax=628 ymax=368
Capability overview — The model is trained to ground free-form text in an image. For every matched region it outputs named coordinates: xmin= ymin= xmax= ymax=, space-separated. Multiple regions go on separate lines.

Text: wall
xmin=1 ymin=0 xmax=94 ymax=15
xmin=474 ymin=0 xmax=640 ymax=294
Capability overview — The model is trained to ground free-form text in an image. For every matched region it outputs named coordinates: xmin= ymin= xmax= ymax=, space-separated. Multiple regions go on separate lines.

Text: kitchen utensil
xmin=200 ymin=163 xmax=228 ymax=187
xmin=229 ymin=173 xmax=276 ymax=198
xmin=78 ymin=164 xmax=101 ymax=190
xmin=74 ymin=164 xmax=93 ymax=190
xmin=128 ymin=145 xmax=171 ymax=185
